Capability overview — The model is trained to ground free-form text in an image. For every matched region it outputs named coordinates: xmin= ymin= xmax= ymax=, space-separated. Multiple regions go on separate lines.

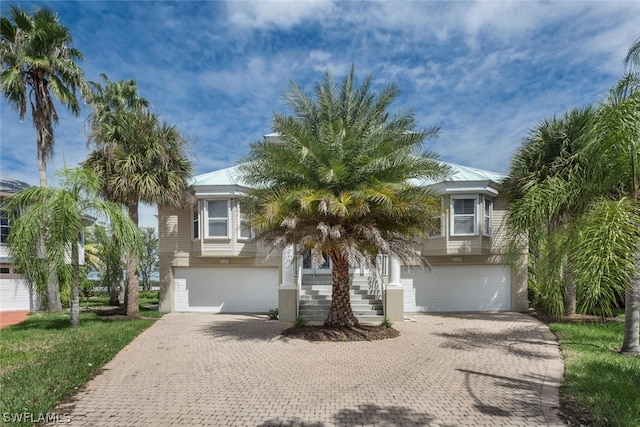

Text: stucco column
xmin=278 ymin=245 xmax=297 ymax=322
xmin=385 ymin=254 xmax=404 ymax=322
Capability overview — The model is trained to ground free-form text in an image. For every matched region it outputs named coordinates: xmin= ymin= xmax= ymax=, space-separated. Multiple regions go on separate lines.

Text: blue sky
xmin=1 ymin=1 xmax=639 ymax=228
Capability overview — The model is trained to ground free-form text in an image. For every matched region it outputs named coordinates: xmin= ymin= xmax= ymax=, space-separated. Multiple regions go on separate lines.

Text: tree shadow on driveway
xmin=195 ymin=314 xmax=291 ymax=342
xmin=257 ymin=403 xmax=457 ymax=427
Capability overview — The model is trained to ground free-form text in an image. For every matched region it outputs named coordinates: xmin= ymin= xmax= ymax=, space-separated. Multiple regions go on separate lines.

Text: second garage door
xmin=402 ymin=265 xmax=511 ymax=312
xmin=173 ymin=267 xmax=278 ymax=313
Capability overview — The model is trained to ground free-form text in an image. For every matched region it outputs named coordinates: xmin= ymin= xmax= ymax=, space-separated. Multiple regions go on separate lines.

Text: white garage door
xmin=402 ymin=265 xmax=511 ymax=312
xmin=0 ymin=278 xmax=32 ymax=311
xmin=173 ymin=267 xmax=278 ymax=313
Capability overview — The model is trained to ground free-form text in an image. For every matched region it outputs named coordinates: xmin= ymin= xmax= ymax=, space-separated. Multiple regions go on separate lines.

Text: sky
xmin=1 ymin=0 xmax=639 ymax=229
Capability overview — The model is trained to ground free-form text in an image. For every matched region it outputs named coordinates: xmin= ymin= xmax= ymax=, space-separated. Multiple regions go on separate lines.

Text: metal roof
xmin=190 ymin=162 xmax=505 ymax=188
xmin=0 ymin=176 xmax=32 ymax=194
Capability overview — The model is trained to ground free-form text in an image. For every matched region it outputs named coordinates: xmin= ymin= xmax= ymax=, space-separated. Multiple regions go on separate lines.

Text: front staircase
xmin=298 ymin=275 xmax=384 ymax=322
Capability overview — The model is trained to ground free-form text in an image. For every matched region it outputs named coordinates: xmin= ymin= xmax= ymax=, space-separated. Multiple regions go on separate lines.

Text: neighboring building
xmin=0 ymin=177 xmax=38 ymax=312
xmin=0 ymin=176 xmax=92 ymax=313
xmin=158 ymin=139 xmax=528 ymax=320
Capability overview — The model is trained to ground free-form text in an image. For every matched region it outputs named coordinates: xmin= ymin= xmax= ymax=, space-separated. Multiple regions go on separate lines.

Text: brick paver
xmin=56 ymin=312 xmax=565 ymax=426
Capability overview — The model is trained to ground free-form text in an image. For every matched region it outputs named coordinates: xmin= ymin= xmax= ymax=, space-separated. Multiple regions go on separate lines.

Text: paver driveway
xmin=58 ymin=312 xmax=565 ymax=426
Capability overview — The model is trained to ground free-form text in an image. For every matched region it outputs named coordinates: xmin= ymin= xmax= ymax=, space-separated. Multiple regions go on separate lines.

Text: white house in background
xmin=0 ymin=177 xmax=39 ymax=312
xmin=0 ymin=176 xmax=93 ymax=313
xmin=157 ymin=137 xmax=528 ymax=320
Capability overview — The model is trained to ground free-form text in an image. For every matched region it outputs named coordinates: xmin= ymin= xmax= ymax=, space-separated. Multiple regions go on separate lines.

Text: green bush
xmin=268 ymin=308 xmax=279 ymax=320
xmin=293 ymin=316 xmax=308 ymax=327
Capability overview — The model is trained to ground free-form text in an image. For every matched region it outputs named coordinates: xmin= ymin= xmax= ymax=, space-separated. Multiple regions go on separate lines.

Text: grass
xmin=0 ymin=295 xmax=161 ymax=426
xmin=550 ymin=320 xmax=640 ymax=427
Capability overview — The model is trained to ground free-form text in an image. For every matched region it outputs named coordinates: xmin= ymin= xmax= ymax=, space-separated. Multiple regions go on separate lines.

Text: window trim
xmin=205 ymin=199 xmax=230 ymax=239
xmin=450 ymin=195 xmax=478 ymax=236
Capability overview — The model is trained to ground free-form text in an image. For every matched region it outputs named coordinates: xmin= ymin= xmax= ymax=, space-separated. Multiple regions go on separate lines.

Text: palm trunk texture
xmin=69 ymin=243 xmax=80 ymax=328
xmin=621 ymin=254 xmax=640 ymax=354
xmin=325 ymin=252 xmax=358 ymax=327
xmin=126 ymin=203 xmax=140 ymax=317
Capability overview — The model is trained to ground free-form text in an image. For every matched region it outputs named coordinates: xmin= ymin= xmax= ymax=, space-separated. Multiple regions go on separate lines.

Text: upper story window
xmin=428 ymin=199 xmax=444 ymax=238
xmin=192 ymin=204 xmax=199 ymax=239
xmin=0 ymin=207 xmax=9 ymax=244
xmin=483 ymin=197 xmax=493 ymax=236
xmin=237 ymin=201 xmax=255 ymax=240
xmin=451 ymin=196 xmax=477 ymax=236
xmin=206 ymin=200 xmax=229 ymax=238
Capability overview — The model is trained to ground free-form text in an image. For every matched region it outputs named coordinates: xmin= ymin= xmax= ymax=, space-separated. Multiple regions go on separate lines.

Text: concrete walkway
xmin=57 ymin=312 xmax=565 ymax=426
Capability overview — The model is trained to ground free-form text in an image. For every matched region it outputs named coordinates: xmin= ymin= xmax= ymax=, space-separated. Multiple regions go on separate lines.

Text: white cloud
xmin=228 ymin=0 xmax=336 ymax=29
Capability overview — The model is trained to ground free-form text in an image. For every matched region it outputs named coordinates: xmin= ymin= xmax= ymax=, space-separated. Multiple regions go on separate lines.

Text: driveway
xmin=57 ymin=312 xmax=565 ymax=426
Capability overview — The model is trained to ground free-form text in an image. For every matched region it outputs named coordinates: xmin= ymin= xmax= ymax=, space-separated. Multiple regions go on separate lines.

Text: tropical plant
xmin=84 ymin=75 xmax=192 ymax=317
xmin=504 ymin=107 xmax=594 ymax=317
xmin=5 ymin=168 xmax=141 ymax=327
xmin=580 ymin=83 xmax=640 ymax=354
xmin=240 ymin=66 xmax=449 ymax=327
xmin=0 ymin=5 xmax=86 ymax=187
xmin=1 ymin=4 xmax=86 ymax=311
xmin=84 ymin=224 xmax=126 ymax=306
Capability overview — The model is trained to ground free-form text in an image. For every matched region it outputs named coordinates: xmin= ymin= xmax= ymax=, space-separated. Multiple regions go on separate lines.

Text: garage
xmin=0 ymin=278 xmax=33 ymax=312
xmin=402 ymin=265 xmax=511 ymax=312
xmin=173 ymin=267 xmax=279 ymax=313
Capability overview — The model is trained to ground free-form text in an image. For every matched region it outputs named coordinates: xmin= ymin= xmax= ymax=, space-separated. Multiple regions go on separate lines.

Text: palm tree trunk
xmin=126 ymin=202 xmax=140 ymax=317
xmin=46 ymin=267 xmax=63 ymax=312
xmin=563 ymin=266 xmax=576 ymax=317
xmin=621 ymin=253 xmax=640 ymax=354
xmin=69 ymin=242 xmax=80 ymax=328
xmin=325 ymin=251 xmax=358 ymax=327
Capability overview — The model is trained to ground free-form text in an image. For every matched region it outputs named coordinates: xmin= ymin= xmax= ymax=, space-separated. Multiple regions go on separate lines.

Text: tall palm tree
xmin=504 ymin=107 xmax=594 ymax=318
xmin=84 ymin=76 xmax=192 ymax=317
xmin=1 ymin=5 xmax=85 ymax=312
xmin=6 ymin=168 xmax=141 ymax=327
xmin=0 ymin=5 xmax=86 ymax=187
xmin=240 ymin=66 xmax=449 ymax=327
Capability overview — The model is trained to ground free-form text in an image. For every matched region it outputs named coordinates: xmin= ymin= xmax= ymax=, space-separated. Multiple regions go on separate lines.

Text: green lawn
xmin=550 ymin=321 xmax=640 ymax=427
xmin=0 ymin=298 xmax=161 ymax=426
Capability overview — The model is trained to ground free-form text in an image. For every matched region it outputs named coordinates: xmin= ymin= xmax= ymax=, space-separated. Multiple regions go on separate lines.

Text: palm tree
xmin=504 ymin=107 xmax=594 ymax=318
xmin=0 ymin=5 xmax=86 ymax=187
xmin=581 ymin=83 xmax=640 ymax=354
xmin=84 ymin=224 xmax=126 ymax=306
xmin=1 ymin=5 xmax=86 ymax=312
xmin=6 ymin=168 xmax=141 ymax=327
xmin=240 ymin=66 xmax=449 ymax=327
xmin=84 ymin=76 xmax=192 ymax=317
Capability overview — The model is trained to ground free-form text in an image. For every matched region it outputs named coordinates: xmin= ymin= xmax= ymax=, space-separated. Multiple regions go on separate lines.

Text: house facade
xmin=158 ymin=149 xmax=528 ymax=320
xmin=0 ymin=177 xmax=38 ymax=312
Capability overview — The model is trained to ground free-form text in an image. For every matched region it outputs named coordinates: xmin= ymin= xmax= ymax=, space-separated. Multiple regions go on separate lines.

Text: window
xmin=0 ymin=207 xmax=9 ymax=244
xmin=428 ymin=200 xmax=444 ymax=237
xmin=451 ymin=197 xmax=476 ymax=235
xmin=192 ymin=204 xmax=199 ymax=239
xmin=237 ymin=201 xmax=254 ymax=240
xmin=206 ymin=200 xmax=229 ymax=238
xmin=483 ymin=197 xmax=493 ymax=236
